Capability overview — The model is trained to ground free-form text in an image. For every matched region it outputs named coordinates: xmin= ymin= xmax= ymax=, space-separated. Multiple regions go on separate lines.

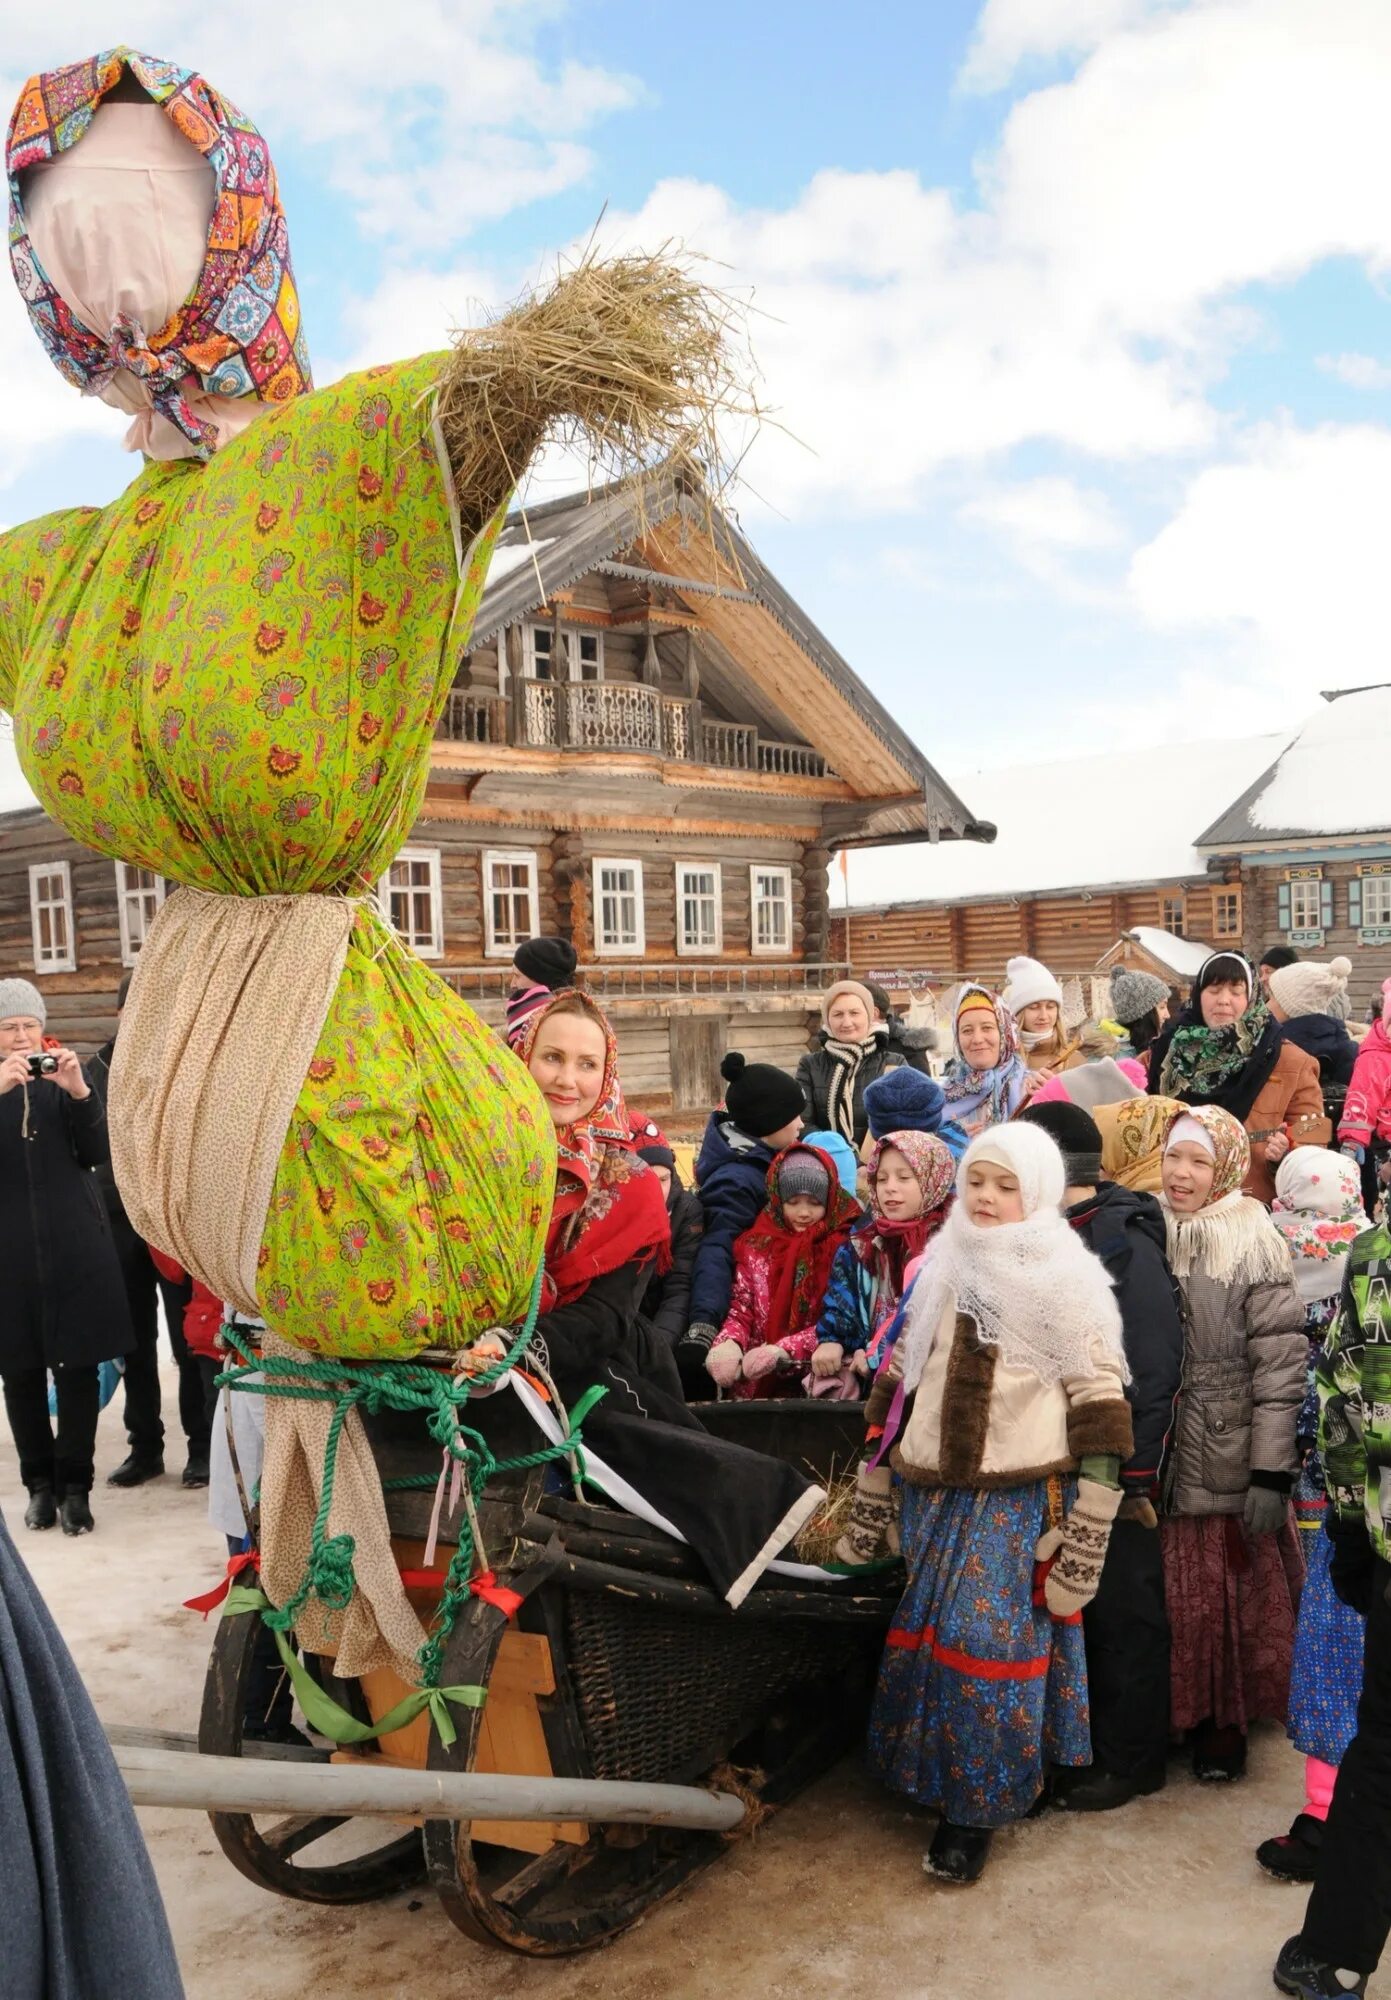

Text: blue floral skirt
xmin=868 ymin=1479 xmax=1090 ymax=1828
xmin=1288 ymin=1482 xmax=1365 ymax=1767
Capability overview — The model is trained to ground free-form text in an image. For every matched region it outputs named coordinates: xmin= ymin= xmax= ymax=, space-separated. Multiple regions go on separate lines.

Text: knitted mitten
xmin=705 ymin=1340 xmax=744 ymax=1388
xmin=742 ymin=1343 xmax=790 ymax=1380
xmin=833 ymin=1461 xmax=901 ymax=1565
xmin=1043 ymin=1477 xmax=1122 ymax=1618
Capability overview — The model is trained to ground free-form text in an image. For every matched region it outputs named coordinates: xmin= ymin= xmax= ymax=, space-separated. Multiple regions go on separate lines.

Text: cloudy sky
xmin=3 ymin=0 xmax=1390 ymax=816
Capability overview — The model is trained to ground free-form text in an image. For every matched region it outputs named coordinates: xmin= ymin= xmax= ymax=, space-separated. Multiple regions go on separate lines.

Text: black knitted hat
xmin=513 ymin=936 xmax=578 ymax=989
xmin=720 ymin=1050 xmax=804 ymax=1140
xmin=1016 ymin=1100 xmax=1105 ymax=1186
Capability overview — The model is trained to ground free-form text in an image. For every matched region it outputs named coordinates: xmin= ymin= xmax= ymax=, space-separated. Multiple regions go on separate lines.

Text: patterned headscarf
xmin=858 ymin=1130 xmax=957 ymax=1300
xmin=1159 ymin=1102 xmax=1295 ymax=1285
xmin=8 ymin=48 xmax=310 ymax=458
xmin=740 ymin=1143 xmax=862 ymax=1343
xmin=1162 ymin=1102 xmax=1250 ymax=1205
xmin=942 ymin=984 xmax=1029 ymax=1135
xmin=1151 ymin=951 xmax=1282 ymax=1123
xmin=1272 ymin=1148 xmax=1371 ymax=1304
xmin=1096 ymin=1094 xmax=1184 ymax=1192
xmin=515 ymin=990 xmax=669 ymax=1309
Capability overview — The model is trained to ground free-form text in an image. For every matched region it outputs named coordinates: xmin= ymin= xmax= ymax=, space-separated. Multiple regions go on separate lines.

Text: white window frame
xmin=591 ymin=857 xmax=645 ymax=958
xmin=377 ymin=846 xmax=443 ymax=959
xmin=676 ymin=861 xmax=723 ymax=958
xmin=750 ymin=863 xmax=793 ymax=958
xmin=1288 ymin=877 xmax=1322 ymax=933
xmin=28 ymin=860 xmax=77 ymax=974
xmin=524 ymin=623 xmax=604 ymax=683
xmin=114 ymin=861 xmax=166 ymax=968
xmin=1361 ymin=874 xmax=1391 ymax=930
xmin=483 ymin=848 xmax=539 ymax=959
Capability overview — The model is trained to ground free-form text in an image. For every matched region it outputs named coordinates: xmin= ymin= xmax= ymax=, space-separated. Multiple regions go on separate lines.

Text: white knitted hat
xmin=0 ymin=977 xmax=46 ymax=1026
xmin=1269 ymin=955 xmax=1352 ymax=1022
xmin=1001 ymin=955 xmax=1063 ymax=1017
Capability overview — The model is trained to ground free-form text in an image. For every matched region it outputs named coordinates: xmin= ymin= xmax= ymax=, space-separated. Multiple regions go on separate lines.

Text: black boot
xmin=60 ymin=1488 xmax=94 ymax=1536
xmin=24 ymin=1482 xmax=57 ymax=1531
xmin=182 ymin=1449 xmax=211 ymax=1489
xmin=1192 ymin=1721 xmax=1247 ymax=1782
xmin=924 ymin=1819 xmax=993 ymax=1884
xmin=1258 ymin=1814 xmax=1326 ymax=1883
xmin=1052 ymin=1765 xmax=1165 ymax=1813
xmin=1273 ymin=1937 xmax=1367 ymax=1996
xmin=107 ymin=1451 xmax=164 ymax=1488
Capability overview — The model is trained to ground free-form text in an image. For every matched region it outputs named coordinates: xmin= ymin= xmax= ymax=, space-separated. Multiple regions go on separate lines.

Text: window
xmin=1212 ymin=888 xmax=1242 ymax=939
xmin=28 ymin=861 xmax=76 ymax=974
xmin=1159 ymin=893 xmax=1186 ymax=937
xmin=525 ymin=624 xmax=603 ymax=682
xmin=1359 ymin=873 xmax=1391 ymax=930
xmin=592 ymin=859 xmax=644 ymax=956
xmin=378 ymin=847 xmax=443 ymax=958
xmin=483 ymin=849 xmax=538 ymax=957
xmin=1288 ymin=877 xmax=1322 ymax=933
xmin=677 ymin=863 xmax=722 ymax=956
xmin=115 ymin=862 xmax=165 ymax=967
xmin=751 ymin=864 xmax=793 ymax=956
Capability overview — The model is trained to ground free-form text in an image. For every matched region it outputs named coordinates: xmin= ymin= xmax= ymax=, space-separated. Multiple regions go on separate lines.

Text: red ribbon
xmin=396 ymin=1567 xmax=524 ymax=1618
xmin=183 ymin=1548 xmax=259 ymax=1618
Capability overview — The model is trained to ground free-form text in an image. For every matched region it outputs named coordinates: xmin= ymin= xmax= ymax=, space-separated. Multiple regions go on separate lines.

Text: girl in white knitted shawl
xmin=864 ymin=1123 xmax=1133 ymax=1886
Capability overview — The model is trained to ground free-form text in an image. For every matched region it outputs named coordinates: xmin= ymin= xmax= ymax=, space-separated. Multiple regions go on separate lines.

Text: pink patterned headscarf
xmin=8 ymin=47 xmax=310 ymax=458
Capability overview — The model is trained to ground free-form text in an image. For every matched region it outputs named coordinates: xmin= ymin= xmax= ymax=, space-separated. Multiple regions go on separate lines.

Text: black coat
xmin=796 ymin=1029 xmax=917 ymax=1150
xmin=639 ymin=1180 xmax=704 ymax=1346
xmin=687 ymin=1113 xmax=779 ymax=1332
xmin=0 ymin=1071 xmax=134 ymax=1375
xmin=86 ymin=1041 xmax=144 ymax=1259
xmin=1066 ymin=1182 xmax=1184 ymax=1495
xmin=1279 ymin=1013 xmax=1358 ymax=1089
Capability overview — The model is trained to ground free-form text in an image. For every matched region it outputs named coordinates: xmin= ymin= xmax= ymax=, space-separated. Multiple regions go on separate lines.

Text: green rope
xmin=215 ymin=1270 xmax=586 ymax=1688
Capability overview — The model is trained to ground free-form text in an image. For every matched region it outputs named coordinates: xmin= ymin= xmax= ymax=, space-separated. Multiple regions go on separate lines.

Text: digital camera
xmin=26 ymin=1052 xmax=59 ymax=1078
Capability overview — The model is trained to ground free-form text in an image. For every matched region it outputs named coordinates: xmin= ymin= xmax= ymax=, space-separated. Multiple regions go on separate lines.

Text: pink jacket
xmin=1340 ymin=1019 xmax=1391 ymax=1150
xmin=720 ymin=1237 xmax=819 ymax=1368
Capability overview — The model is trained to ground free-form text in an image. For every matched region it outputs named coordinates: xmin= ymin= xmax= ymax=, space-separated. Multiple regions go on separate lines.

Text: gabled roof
xmin=1197 ymin=685 xmax=1391 ymax=847
xmin=471 ymin=469 xmax=989 ymax=845
xmin=837 ymin=731 xmax=1282 ymax=911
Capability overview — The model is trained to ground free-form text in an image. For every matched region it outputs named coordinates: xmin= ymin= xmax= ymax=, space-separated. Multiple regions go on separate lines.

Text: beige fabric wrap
xmin=257 ymin=1334 xmax=427 ymax=1682
xmin=109 ymin=888 xmax=353 ymax=1315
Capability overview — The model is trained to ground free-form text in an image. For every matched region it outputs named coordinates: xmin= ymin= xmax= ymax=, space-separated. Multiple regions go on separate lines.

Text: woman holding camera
xmin=0 ymin=979 xmax=132 ymax=1535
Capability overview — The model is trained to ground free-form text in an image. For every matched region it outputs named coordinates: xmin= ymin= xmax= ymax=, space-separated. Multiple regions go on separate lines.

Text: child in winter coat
xmin=862 ymin=1064 xmax=971 ymax=1166
xmin=865 ymin=1123 xmax=1134 ymax=1885
xmin=1256 ymin=1148 xmax=1371 ymax=1883
xmin=810 ymin=1131 xmax=955 ymax=1390
xmin=705 ymin=1145 xmax=861 ymax=1398
xmin=1159 ymin=1105 xmax=1307 ymax=1782
xmin=1339 ymin=978 xmax=1391 ymax=1219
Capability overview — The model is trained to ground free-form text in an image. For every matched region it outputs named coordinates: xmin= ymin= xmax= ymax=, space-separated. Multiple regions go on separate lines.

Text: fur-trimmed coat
xmin=887 ymin=1300 xmax=1133 ymax=1489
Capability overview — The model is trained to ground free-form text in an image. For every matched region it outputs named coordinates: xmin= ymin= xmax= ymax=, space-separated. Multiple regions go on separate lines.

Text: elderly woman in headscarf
xmin=941 ymin=984 xmax=1031 ymax=1139
xmin=1149 ymin=951 xmax=1329 ymax=1206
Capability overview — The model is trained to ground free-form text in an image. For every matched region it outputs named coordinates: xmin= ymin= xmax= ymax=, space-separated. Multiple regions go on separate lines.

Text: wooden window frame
xmin=1212 ymin=886 xmax=1243 ymax=940
xmin=750 ymin=863 xmax=793 ymax=958
xmin=115 ymin=861 xmax=166 ymax=968
xmin=1158 ymin=890 xmax=1187 ymax=938
xmin=483 ymin=848 xmax=539 ymax=959
xmin=676 ymin=861 xmax=723 ymax=958
xmin=28 ymin=860 xmax=77 ymax=975
xmin=377 ymin=845 xmax=443 ymax=959
xmin=591 ymin=857 xmax=645 ymax=958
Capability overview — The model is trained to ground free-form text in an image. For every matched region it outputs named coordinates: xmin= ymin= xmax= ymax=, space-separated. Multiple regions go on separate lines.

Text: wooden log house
xmin=0 ymin=469 xmax=987 ymax=1112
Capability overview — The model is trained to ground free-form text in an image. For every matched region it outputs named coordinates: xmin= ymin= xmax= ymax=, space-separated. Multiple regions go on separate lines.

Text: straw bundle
xmin=792 ymin=1463 xmax=862 ymax=1567
xmin=436 ymin=247 xmax=752 ymax=535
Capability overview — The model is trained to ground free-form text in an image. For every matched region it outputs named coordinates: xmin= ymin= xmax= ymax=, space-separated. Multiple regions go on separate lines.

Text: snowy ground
xmin=4 ymin=1361 xmax=1336 ymax=2000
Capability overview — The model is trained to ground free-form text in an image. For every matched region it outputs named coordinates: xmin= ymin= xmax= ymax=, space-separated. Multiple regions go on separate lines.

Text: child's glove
xmin=1243 ymin=1483 xmax=1289 ymax=1537
xmin=704 ymin=1340 xmax=744 ymax=1388
xmin=1341 ymin=1142 xmax=1366 ymax=1166
xmin=810 ymin=1341 xmax=845 ymax=1379
xmin=833 ymin=1461 xmax=901 ymax=1565
xmin=1040 ymin=1477 xmax=1122 ymax=1618
xmin=742 ymin=1343 xmax=790 ymax=1381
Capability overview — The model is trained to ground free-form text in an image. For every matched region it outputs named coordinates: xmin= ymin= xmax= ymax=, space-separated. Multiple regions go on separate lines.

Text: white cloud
xmin=962 ymin=476 xmax=1122 ymax=550
xmin=960 ymin=0 xmax=1173 ymax=92
xmin=1128 ymin=420 xmax=1391 ymax=703
xmin=1316 ymin=352 xmax=1391 ymax=391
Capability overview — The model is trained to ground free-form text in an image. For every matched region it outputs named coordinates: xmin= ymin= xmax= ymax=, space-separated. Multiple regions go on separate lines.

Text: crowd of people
xmin=3 ymin=936 xmax=1391 ymax=1999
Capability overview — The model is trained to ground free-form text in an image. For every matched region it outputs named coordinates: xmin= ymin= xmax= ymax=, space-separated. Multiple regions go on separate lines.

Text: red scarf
xmin=517 ymin=992 xmax=670 ymax=1310
xmin=738 ymin=1144 xmax=862 ymax=1342
xmin=856 ymin=1210 xmax=947 ymax=1297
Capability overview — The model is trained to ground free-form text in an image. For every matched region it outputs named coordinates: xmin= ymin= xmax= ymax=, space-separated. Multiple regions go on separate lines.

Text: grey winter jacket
xmin=1168 ymin=1267 xmax=1305 ymax=1517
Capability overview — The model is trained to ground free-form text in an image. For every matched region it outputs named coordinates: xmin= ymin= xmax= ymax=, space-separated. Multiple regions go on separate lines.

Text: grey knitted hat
xmin=1108 ymin=965 xmax=1170 ymax=1026
xmin=0 ymin=978 xmax=46 ymax=1026
xmin=775 ymin=1147 xmax=831 ymax=1207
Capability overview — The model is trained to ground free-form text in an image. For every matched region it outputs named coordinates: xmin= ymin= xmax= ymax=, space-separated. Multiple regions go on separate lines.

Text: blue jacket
xmin=688 ymin=1113 xmax=779 ymax=1332
xmin=1279 ymin=1013 xmax=1358 ymax=1090
xmin=815 ymin=1239 xmax=877 ymax=1357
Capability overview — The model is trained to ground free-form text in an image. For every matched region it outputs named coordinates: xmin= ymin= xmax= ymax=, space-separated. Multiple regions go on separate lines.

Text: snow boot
xmin=924 ymin=1821 xmax=992 ymax=1884
xmin=1273 ymin=1937 xmax=1367 ymax=1996
xmin=24 ymin=1481 xmax=56 ymax=1531
xmin=1257 ymin=1814 xmax=1325 ymax=1883
xmin=60 ymin=1488 xmax=94 ymax=1536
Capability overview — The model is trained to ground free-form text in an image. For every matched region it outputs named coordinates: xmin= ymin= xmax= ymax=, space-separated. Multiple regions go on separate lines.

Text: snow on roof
xmin=1122 ymin=926 xmax=1213 ymax=979
xmin=837 ymin=732 xmax=1285 ymax=910
xmin=483 ymin=536 xmax=555 ymax=586
xmin=1246 ymin=685 xmax=1391 ymax=836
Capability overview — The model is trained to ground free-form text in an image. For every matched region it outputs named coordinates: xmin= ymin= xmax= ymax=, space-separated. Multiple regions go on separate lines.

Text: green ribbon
xmin=566 ymin=1382 xmax=609 ymax=1427
xmin=224 ymin=1585 xmax=487 ymax=1749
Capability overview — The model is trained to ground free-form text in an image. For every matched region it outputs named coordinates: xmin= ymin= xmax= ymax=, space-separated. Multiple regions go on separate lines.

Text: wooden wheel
xmin=199 ymin=1600 xmax=427 ymax=1904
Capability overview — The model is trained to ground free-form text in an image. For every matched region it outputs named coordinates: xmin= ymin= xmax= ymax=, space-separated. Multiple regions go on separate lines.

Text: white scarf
xmin=1161 ymin=1189 xmax=1294 ymax=1287
xmin=899 ymin=1126 xmax=1128 ymax=1390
